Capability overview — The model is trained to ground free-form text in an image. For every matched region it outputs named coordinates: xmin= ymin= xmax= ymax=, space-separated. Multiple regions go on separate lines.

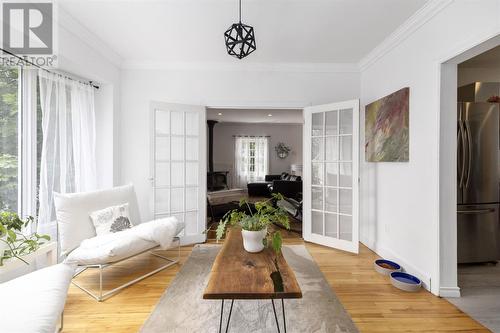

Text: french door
xmin=303 ymin=100 xmax=359 ymax=253
xmin=151 ymin=102 xmax=206 ymax=245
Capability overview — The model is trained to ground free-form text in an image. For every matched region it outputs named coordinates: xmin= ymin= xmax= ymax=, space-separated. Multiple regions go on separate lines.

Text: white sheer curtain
xmin=234 ymin=136 xmax=269 ymax=188
xmin=37 ymin=70 xmax=97 ymax=239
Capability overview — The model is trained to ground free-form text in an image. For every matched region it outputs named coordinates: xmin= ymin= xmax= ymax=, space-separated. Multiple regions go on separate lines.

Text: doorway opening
xmin=453 ymin=46 xmax=500 ymax=332
xmin=204 ymin=100 xmax=361 ymax=254
xmin=204 ymin=107 xmax=305 ymax=239
xmin=154 ymin=99 xmax=361 ymax=254
xmin=439 ymin=37 xmax=500 ymax=332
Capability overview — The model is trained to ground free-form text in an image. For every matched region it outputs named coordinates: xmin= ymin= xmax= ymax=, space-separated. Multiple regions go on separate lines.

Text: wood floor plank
xmin=62 ymin=237 xmax=490 ymax=332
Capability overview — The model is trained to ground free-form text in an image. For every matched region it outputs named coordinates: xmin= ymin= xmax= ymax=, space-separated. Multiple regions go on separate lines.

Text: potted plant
xmin=216 ymin=193 xmax=290 ymax=253
xmin=0 ymin=211 xmax=50 ymax=266
xmin=0 ymin=211 xmax=26 ymax=260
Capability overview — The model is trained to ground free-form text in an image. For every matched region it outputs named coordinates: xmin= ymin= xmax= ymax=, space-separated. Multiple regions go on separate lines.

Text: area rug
xmin=140 ymin=245 xmax=358 ymax=333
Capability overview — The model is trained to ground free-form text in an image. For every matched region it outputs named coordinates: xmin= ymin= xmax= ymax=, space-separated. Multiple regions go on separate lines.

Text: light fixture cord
xmin=239 ymin=0 xmax=242 ymax=23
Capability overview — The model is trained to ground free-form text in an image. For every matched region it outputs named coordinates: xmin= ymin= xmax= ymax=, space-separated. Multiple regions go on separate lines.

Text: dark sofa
xmin=268 ymin=173 xmax=302 ymax=200
xmin=247 ymin=172 xmax=302 ymax=200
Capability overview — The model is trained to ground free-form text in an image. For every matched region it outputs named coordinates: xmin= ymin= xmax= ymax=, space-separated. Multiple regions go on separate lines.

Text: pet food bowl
xmin=390 ymin=272 xmax=422 ymax=292
xmin=373 ymin=259 xmax=402 ymax=276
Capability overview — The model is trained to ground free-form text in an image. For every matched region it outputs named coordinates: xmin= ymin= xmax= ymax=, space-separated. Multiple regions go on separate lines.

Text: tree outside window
xmin=0 ymin=67 xmax=19 ymax=212
xmin=0 ymin=66 xmax=43 ymax=215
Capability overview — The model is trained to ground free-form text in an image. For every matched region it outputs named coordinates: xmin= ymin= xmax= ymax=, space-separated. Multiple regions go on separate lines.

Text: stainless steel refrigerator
xmin=457 ymin=82 xmax=500 ymax=264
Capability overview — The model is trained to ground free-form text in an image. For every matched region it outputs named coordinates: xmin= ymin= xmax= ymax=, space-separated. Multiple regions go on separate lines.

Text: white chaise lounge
xmin=0 ymin=263 xmax=74 ymax=333
xmin=54 ymin=184 xmax=184 ymax=301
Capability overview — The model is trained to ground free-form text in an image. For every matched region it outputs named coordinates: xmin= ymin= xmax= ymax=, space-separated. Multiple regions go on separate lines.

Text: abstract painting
xmin=365 ymin=87 xmax=409 ymax=162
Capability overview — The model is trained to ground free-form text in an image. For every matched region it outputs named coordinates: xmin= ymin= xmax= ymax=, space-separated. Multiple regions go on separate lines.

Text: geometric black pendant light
xmin=224 ymin=0 xmax=256 ymax=59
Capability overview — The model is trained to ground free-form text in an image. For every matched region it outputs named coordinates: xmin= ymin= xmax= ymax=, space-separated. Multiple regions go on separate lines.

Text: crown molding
xmin=121 ymin=61 xmax=360 ymax=73
xmin=56 ymin=4 xmax=123 ymax=68
xmin=358 ymin=0 xmax=453 ymax=72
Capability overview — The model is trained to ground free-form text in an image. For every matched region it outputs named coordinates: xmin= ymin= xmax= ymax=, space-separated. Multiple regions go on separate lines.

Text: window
xmin=0 ymin=66 xmax=42 ymax=215
xmin=234 ymin=136 xmax=269 ymax=188
xmin=249 ymin=141 xmax=256 ymax=172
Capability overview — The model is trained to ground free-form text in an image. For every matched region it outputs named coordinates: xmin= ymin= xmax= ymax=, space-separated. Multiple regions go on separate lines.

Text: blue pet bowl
xmin=374 ymin=259 xmax=402 ymax=276
xmin=390 ymin=272 xmax=422 ymax=292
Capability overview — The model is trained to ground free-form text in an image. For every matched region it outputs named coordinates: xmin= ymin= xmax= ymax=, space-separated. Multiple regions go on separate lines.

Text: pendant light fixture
xmin=224 ymin=0 xmax=256 ymax=59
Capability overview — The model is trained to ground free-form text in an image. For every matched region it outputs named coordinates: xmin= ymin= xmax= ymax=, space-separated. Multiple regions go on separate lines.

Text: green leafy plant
xmin=0 ymin=211 xmax=50 ymax=266
xmin=215 ymin=193 xmax=290 ymax=254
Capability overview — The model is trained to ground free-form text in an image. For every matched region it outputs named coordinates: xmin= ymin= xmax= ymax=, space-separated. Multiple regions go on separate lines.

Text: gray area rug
xmin=140 ymin=244 xmax=358 ymax=333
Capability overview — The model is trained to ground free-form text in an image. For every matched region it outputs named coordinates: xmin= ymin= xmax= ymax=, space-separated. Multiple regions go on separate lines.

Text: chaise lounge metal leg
xmin=71 ymin=238 xmax=181 ymax=301
xmin=57 ymin=311 xmax=64 ymax=332
xmin=99 ymin=265 xmax=103 ymax=301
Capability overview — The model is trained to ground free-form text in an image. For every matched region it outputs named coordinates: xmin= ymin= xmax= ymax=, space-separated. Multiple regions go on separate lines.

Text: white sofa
xmin=54 ymin=184 xmax=184 ymax=301
xmin=0 ymin=263 xmax=74 ymax=333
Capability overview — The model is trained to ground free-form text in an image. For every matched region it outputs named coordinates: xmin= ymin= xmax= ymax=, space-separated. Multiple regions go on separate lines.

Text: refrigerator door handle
xmin=464 ymin=120 xmax=472 ymax=188
xmin=458 ymin=119 xmax=467 ymax=188
xmin=457 ymin=208 xmax=495 ymax=214
xmin=457 ymin=122 xmax=462 ymax=187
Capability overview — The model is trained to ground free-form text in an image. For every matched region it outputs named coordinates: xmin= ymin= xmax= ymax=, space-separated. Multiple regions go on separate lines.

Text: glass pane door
xmin=152 ymin=103 xmax=206 ymax=244
xmin=304 ymin=100 xmax=359 ymax=253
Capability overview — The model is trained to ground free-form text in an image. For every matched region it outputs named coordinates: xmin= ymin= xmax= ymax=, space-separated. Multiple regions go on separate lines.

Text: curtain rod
xmin=1 ymin=48 xmax=99 ymax=89
xmin=233 ymin=135 xmax=271 ymax=138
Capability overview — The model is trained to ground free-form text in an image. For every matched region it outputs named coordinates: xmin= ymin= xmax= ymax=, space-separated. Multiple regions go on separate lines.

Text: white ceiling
xmin=59 ymin=0 xmax=428 ymax=65
xmin=207 ymin=108 xmax=303 ymax=123
xmin=459 ymin=45 xmax=500 ymax=68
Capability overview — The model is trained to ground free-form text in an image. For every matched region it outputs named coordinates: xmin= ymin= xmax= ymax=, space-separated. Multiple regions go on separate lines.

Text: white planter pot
xmin=241 ymin=228 xmax=267 ymax=253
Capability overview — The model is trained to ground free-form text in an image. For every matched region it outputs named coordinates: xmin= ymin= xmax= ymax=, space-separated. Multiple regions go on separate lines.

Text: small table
xmin=203 ymin=229 xmax=302 ymax=333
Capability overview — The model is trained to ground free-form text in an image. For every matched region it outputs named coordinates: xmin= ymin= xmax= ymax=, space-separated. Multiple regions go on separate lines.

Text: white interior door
xmin=303 ymin=100 xmax=359 ymax=253
xmin=151 ymin=102 xmax=207 ymax=245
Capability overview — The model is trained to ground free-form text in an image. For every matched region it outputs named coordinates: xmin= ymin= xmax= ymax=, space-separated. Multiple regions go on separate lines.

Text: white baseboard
xmin=439 ymin=286 xmax=461 ymax=298
xmin=362 ymin=241 xmax=433 ymax=293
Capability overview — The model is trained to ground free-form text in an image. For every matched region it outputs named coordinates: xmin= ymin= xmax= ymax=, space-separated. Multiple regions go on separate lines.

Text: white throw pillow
xmin=90 ymin=203 xmax=133 ymax=235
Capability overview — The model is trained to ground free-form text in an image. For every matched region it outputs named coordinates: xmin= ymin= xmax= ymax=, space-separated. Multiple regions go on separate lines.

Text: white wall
xmin=56 ymin=4 xmax=122 ymax=188
xmin=212 ymin=122 xmax=303 ymax=187
xmin=120 ymin=68 xmax=359 ymax=221
xmin=57 ymin=0 xmax=500 ymax=297
xmin=359 ymin=0 xmax=500 ymax=295
xmin=458 ymin=67 xmax=500 ymax=86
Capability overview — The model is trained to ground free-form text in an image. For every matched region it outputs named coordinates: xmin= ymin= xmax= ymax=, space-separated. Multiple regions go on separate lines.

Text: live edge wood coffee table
xmin=203 ymin=229 xmax=302 ymax=333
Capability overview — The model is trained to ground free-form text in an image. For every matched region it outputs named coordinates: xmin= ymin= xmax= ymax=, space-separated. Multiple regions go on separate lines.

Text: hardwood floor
xmin=63 ymin=236 xmax=489 ymax=333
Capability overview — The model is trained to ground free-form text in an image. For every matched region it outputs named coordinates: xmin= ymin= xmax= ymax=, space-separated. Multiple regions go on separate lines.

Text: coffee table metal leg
xmin=282 ymin=299 xmax=286 ymax=333
xmin=221 ymin=299 xmax=286 ymax=333
xmin=219 ymin=300 xmax=224 ymax=333
xmin=271 ymin=299 xmax=281 ymax=333
xmin=225 ymin=300 xmax=234 ymax=333
xmin=219 ymin=299 xmax=235 ymax=333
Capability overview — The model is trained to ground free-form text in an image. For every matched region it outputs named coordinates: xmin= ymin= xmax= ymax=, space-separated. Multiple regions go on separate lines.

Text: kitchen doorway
xmin=439 ymin=37 xmax=500 ymax=332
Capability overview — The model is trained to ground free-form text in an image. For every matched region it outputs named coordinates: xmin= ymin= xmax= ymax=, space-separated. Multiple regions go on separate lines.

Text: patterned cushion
xmin=90 ymin=203 xmax=133 ymax=236
xmin=281 ymin=172 xmax=290 ymax=180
